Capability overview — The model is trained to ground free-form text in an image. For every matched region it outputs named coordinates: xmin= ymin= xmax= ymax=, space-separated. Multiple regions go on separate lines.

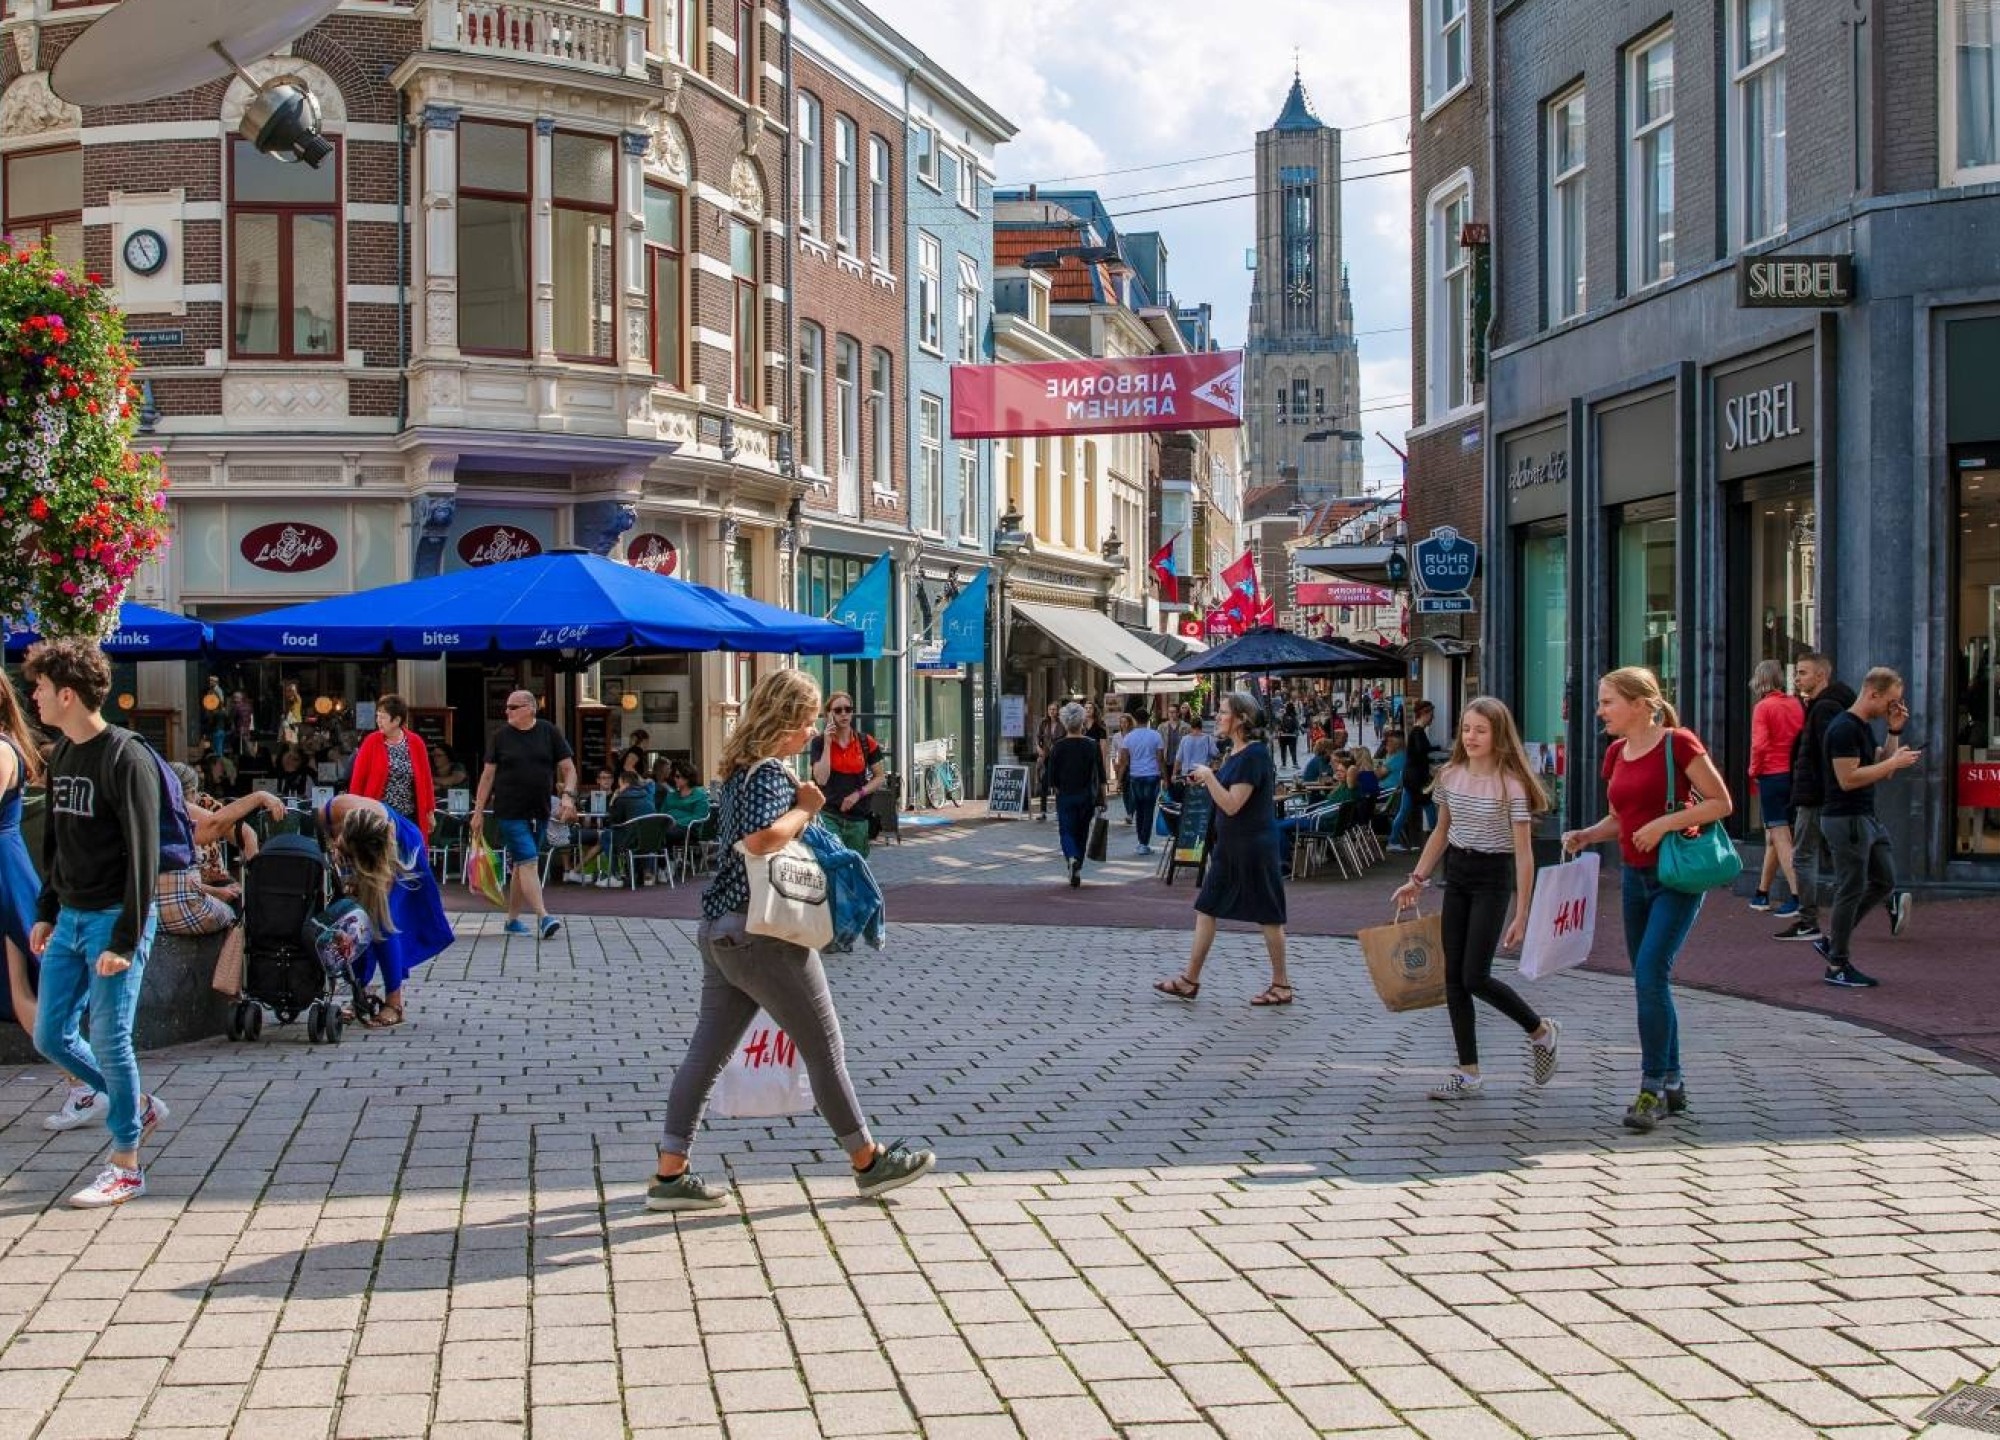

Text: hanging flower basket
xmin=0 ymin=242 xmax=169 ymax=642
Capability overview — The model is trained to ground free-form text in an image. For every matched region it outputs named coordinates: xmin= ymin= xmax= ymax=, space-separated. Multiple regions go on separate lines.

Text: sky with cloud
xmin=865 ymin=0 xmax=1415 ymax=497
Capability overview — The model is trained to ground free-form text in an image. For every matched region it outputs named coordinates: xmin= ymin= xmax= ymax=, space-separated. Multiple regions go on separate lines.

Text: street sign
xmin=1415 ymin=596 xmax=1475 ymax=615
xmin=1413 ymin=526 xmax=1478 ymax=596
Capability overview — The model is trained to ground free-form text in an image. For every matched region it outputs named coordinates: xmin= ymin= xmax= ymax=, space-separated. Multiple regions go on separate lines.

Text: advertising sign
xmin=1961 ymin=763 xmax=2000 ymax=808
xmin=240 ymin=522 xmax=338 ymax=575
xmin=1413 ymin=526 xmax=1478 ymax=596
xmin=950 ymin=350 xmax=1245 ymax=440
xmin=457 ymin=524 xmax=543 ymax=568
xmin=987 ymin=764 xmax=1030 ymax=815
xmin=1738 ymin=253 xmax=1854 ymax=308
xmin=1296 ymin=580 xmax=1394 ymax=608
xmin=626 ymin=532 xmax=679 ymax=575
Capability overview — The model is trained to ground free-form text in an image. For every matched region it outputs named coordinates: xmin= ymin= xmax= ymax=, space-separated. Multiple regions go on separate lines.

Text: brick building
xmin=1480 ymin=0 xmax=2000 ymax=889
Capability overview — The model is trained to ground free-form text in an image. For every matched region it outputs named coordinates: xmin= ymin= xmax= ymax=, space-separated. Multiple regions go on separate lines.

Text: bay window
xmin=458 ymin=120 xmax=531 ymax=355
xmin=646 ymin=183 xmax=684 ymax=386
xmin=552 ymin=131 xmax=616 ymax=362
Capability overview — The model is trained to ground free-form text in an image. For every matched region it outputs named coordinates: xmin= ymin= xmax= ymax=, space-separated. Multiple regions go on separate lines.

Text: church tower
xmin=1245 ymin=71 xmax=1363 ymax=502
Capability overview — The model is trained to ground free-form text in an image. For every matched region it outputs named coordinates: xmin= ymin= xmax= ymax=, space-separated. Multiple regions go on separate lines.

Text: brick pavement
xmin=3 ymin=906 xmax=2000 ymax=1438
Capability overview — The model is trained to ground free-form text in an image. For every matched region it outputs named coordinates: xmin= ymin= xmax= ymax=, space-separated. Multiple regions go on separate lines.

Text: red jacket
xmin=1750 ymin=691 xmax=1806 ymax=778
xmin=350 ymin=729 xmax=434 ymax=840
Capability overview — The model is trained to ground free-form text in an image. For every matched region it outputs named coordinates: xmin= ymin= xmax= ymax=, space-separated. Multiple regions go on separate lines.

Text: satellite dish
xmin=51 ymin=0 xmax=342 ymax=107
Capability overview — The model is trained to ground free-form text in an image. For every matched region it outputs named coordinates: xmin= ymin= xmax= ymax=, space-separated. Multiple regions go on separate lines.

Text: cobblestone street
xmin=3 ymin=903 xmax=1999 ymax=1438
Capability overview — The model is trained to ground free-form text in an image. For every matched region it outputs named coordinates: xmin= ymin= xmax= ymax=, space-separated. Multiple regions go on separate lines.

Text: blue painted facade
xmin=905 ymin=146 xmax=994 ymax=545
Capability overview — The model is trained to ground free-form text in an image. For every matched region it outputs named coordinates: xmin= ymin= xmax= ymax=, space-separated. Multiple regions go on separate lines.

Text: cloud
xmin=864 ymin=0 xmax=1413 ymax=492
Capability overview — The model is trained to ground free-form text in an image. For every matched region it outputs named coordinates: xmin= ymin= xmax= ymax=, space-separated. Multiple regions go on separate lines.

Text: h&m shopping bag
xmin=466 ymin=830 xmax=507 ymax=909
xmin=1518 ymin=851 xmax=1601 ymax=981
xmin=1357 ymin=904 xmax=1447 ymax=1013
xmin=712 ymin=1011 xmax=816 ymax=1119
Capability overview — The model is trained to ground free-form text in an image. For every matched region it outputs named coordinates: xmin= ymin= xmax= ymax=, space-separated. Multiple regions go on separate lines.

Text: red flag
xmin=1219 ymin=548 xmax=1258 ymax=603
xmin=1252 ymin=598 xmax=1277 ymax=627
xmin=1149 ymin=534 xmax=1181 ymax=605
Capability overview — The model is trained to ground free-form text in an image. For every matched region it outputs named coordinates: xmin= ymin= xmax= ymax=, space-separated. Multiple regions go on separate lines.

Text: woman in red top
xmin=350 ymin=694 xmax=435 ymax=844
xmin=809 ymin=691 xmax=886 ymax=856
xmin=1561 ymin=667 xmax=1732 ymax=1134
xmin=1748 ymin=660 xmax=1806 ymax=914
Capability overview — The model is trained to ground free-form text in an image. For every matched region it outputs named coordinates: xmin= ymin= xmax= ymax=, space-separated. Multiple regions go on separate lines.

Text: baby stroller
xmin=226 ymin=832 xmax=371 ymax=1044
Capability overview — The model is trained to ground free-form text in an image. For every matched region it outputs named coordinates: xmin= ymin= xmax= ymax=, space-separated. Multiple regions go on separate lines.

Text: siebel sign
xmin=1738 ymin=253 xmax=1853 ymax=308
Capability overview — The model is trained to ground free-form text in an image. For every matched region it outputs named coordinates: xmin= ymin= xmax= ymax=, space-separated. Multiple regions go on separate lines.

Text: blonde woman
xmin=651 ymin=668 xmax=934 ymax=1212
xmin=1562 ymin=667 xmax=1733 ymax=1133
xmin=1393 ymin=698 xmax=1561 ymax=1099
xmin=318 ymin=793 xmax=455 ymax=1029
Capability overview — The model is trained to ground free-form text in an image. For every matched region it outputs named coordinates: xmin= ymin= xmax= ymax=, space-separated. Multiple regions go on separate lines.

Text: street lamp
xmin=1099 ymin=526 xmax=1121 ymax=562
xmin=991 ymin=499 xmax=1031 ymax=779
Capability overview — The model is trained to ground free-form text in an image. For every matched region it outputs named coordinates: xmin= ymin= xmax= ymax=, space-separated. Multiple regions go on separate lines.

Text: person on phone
xmin=809 ymin=691 xmax=885 ymax=856
xmin=1561 ymin=667 xmax=1733 ymax=1134
xmin=1815 ymin=667 xmax=1922 ymax=989
xmin=1392 ymin=698 xmax=1561 ymax=1100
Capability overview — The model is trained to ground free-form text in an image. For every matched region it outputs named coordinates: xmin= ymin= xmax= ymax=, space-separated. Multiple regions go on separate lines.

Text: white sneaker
xmin=139 ymin=1093 xmax=169 ymax=1139
xmin=1428 ymin=1072 xmax=1486 ymax=1101
xmin=563 ymin=871 xmax=590 ymax=885
xmin=1531 ymin=1019 xmax=1562 ymax=1086
xmin=45 ymin=1086 xmax=103 ymax=1132
xmin=68 ymin=1164 xmax=144 ymax=1208
xmin=595 ymin=875 xmax=619 ymax=888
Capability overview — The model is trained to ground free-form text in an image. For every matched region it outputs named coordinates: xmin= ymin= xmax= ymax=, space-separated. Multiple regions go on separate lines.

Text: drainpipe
xmin=396 ymin=108 xmax=410 ymax=433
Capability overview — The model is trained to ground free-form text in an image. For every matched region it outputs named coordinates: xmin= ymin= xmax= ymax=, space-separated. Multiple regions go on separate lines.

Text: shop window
xmin=1 ymin=145 xmax=82 ymax=270
xmin=920 ymin=394 xmax=944 ymax=534
xmin=229 ymin=138 xmax=341 ymax=360
xmin=645 ymin=182 xmax=685 ymax=387
xmin=1742 ymin=490 xmax=1816 ymax=686
xmin=1518 ymin=525 xmax=1569 ymax=814
xmin=834 ymin=334 xmax=859 ymax=498
xmin=868 ymin=348 xmax=893 ymax=492
xmin=796 ymin=92 xmax=822 ymax=233
xmin=458 ymin=120 xmax=531 ymax=355
xmin=834 ymin=116 xmax=858 ymax=252
xmin=1728 ymin=0 xmax=1787 ymax=247
xmin=797 ymin=323 xmax=825 ymax=474
xmin=956 ymin=254 xmax=981 ymax=364
xmin=1627 ymin=27 xmax=1675 ymax=289
xmin=552 ymin=131 xmax=616 ymax=363
xmin=730 ymin=217 xmax=759 ymax=408
xmin=917 ymin=231 xmax=942 ymax=352
xmin=868 ymin=136 xmax=891 ymax=269
xmin=1946 ymin=0 xmax=2000 ymax=183
xmin=1614 ymin=499 xmax=1678 ymax=708
xmin=1547 ymin=86 xmax=1587 ymax=323
xmin=1424 ymin=0 xmax=1468 ymax=111
xmin=1955 ymin=459 xmax=2000 ymax=859
xmin=1426 ymin=175 xmax=1472 ymax=418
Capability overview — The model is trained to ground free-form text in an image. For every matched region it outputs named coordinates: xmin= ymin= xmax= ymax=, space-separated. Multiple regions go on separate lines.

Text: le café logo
xmin=240 ymin=522 xmax=339 ymax=574
xmin=457 ymin=525 xmax=543 ymax=568
xmin=626 ymin=533 xmax=679 ymax=576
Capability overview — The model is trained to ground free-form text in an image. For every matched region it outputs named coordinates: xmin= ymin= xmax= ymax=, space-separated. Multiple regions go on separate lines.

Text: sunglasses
xmin=828 ymin=706 xmax=854 ymax=715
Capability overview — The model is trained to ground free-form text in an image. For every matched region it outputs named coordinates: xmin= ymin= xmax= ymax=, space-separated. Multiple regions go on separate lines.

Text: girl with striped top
xmin=1392 ymin=697 xmax=1562 ymax=1099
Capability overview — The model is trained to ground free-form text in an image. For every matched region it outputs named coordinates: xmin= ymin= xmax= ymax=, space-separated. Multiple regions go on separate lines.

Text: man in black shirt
xmin=1776 ymin=652 xmax=1855 ymax=942
xmin=25 ymin=638 xmax=166 ymax=1208
xmin=1816 ymin=666 xmax=1921 ymax=989
xmin=1387 ymin=699 xmax=1438 ymax=852
xmin=472 ymin=691 xmax=579 ymax=940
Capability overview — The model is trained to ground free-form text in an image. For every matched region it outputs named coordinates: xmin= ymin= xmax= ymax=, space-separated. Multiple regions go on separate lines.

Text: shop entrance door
xmin=1724 ymin=473 xmax=1816 ymax=834
xmin=1953 ymin=454 xmax=2000 ymax=861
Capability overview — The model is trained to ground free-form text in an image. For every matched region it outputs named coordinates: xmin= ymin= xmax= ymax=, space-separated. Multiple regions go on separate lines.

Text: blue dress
xmin=323 ymin=799 xmax=455 ymax=994
xmin=0 ymin=737 xmax=39 ymax=1024
xmin=1193 ymin=741 xmax=1287 ymax=926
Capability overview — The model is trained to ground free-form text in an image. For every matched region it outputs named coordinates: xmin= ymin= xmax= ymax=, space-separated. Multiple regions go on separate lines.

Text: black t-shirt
xmin=1404 ymin=724 xmax=1435 ymax=790
xmin=487 ymin=720 xmax=574 ymax=821
xmin=1044 ymin=735 xmax=1104 ymax=798
xmin=1821 ymin=711 xmax=1878 ymax=818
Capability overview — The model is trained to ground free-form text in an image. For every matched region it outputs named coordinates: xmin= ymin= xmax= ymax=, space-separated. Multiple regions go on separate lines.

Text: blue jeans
xmin=1126 ymin=776 xmax=1160 ymax=845
xmin=35 ymin=906 xmax=157 ymax=1150
xmin=1388 ymin=787 xmax=1436 ymax=847
xmin=498 ymin=818 xmax=546 ymax=863
xmin=1056 ymin=793 xmax=1096 ymax=863
xmin=1620 ymin=866 xmax=1704 ymax=1092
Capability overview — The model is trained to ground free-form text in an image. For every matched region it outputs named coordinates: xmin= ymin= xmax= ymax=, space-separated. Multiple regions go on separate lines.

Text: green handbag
xmin=1656 ymin=733 xmax=1742 ymax=895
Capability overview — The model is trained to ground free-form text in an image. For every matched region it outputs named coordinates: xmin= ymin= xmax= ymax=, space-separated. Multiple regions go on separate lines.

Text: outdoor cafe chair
xmin=427 ymin=810 xmax=468 ymax=882
xmin=1285 ymin=800 xmax=1340 ymax=880
xmin=674 ymin=806 xmax=717 ymax=883
xmin=614 ymin=813 xmax=678 ymax=889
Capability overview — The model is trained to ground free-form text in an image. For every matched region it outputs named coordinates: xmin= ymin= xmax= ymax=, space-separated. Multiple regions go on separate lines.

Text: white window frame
xmin=957 ymin=445 xmax=979 ymax=543
xmin=1626 ymin=27 xmax=1676 ymax=291
xmin=1424 ymin=171 xmax=1474 ymax=423
xmin=918 ymin=232 xmax=943 ymax=354
xmin=834 ymin=115 xmax=857 ymax=252
xmin=955 ymin=254 xmax=981 ymax=364
xmin=796 ymin=92 xmax=821 ymax=233
xmin=798 ymin=322 xmax=825 ymax=476
xmin=913 ymin=121 xmax=939 ymax=189
xmin=1727 ymin=0 xmax=1787 ymax=249
xmin=919 ymin=394 xmax=945 ymax=534
xmin=1423 ymin=0 xmax=1470 ymax=113
xmin=1942 ymin=0 xmax=2000 ymax=184
xmin=868 ymin=135 xmax=891 ymax=269
xmin=1547 ymin=85 xmax=1587 ymax=325
xmin=834 ymin=334 xmax=860 ymax=494
xmin=955 ymin=149 xmax=977 ymax=211
xmin=868 ymin=348 xmax=894 ymax=494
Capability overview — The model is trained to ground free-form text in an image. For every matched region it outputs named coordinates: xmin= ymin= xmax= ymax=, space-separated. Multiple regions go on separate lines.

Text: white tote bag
xmin=1518 ymin=851 xmax=1601 ymax=981
xmin=736 ymin=837 xmax=835 ymax=950
xmin=712 ymin=1010 xmax=816 ymax=1119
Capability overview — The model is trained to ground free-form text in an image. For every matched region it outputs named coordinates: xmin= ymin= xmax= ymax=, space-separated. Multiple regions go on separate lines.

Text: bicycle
xmin=913 ymin=736 xmax=963 ymax=809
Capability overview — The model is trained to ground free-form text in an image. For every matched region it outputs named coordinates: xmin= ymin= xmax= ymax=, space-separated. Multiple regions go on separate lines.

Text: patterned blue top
xmin=702 ymin=761 xmax=797 ymax=920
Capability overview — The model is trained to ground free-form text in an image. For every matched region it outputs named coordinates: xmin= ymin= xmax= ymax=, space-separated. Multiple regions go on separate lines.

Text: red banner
xmin=1297 ymin=580 xmax=1394 ymax=607
xmin=950 ymin=350 xmax=1244 ymax=439
xmin=1962 ymin=763 xmax=2000 ymax=808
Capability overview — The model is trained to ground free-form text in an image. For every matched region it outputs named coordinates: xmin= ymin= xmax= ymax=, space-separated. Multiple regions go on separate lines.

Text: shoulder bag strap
xmin=1663 ymin=730 xmax=1678 ymax=815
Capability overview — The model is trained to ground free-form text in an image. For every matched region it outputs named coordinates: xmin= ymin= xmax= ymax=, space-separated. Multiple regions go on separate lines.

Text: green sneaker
xmin=646 ymin=1170 xmax=730 ymax=1212
xmin=855 ymin=1141 xmax=936 ymax=1199
xmin=1622 ymin=1090 xmax=1664 ymax=1134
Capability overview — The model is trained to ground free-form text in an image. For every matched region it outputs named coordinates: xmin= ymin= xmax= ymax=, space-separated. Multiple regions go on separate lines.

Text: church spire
xmin=1273 ymin=64 xmax=1322 ymax=132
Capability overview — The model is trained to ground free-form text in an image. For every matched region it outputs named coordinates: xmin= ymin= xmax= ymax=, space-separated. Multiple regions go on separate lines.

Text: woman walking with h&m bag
xmin=1562 ymin=667 xmax=1735 ymax=1134
xmin=649 ymin=668 xmax=933 ymax=1212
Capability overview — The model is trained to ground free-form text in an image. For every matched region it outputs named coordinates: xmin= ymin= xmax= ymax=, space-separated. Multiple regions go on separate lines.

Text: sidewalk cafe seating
xmin=675 ymin=806 xmax=718 ymax=882
xmin=428 ymin=809 xmax=469 ymax=881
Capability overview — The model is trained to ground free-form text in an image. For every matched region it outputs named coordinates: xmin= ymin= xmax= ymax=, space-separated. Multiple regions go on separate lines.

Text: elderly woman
xmin=1043 ymin=702 xmax=1105 ymax=888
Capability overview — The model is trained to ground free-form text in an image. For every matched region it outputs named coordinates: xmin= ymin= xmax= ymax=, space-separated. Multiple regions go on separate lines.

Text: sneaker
xmin=1134 ymin=844 xmax=1152 ymax=856
xmin=595 ymin=875 xmax=620 ymax=888
xmin=645 ymin=1170 xmax=730 ymax=1212
xmin=1428 ymin=1071 xmax=1485 ymax=1101
xmin=1748 ymin=891 xmax=1772 ymax=912
xmin=69 ymin=1164 xmax=144 ymax=1208
xmin=1774 ymin=919 xmax=1821 ymax=941
xmin=1530 ymin=1019 xmax=1562 ymax=1087
xmin=1889 ymin=891 xmax=1912 ymax=937
xmin=1622 ymin=1090 xmax=1664 ymax=1133
xmin=539 ymin=916 xmax=563 ymax=940
xmin=503 ymin=919 xmax=532 ymax=936
xmin=1811 ymin=936 xmax=1836 ymax=965
xmin=562 ymin=872 xmax=590 ymax=885
xmin=1068 ymin=859 xmax=1081 ymax=889
xmin=1772 ymin=898 xmax=1800 ymax=918
xmin=1825 ymin=963 xmax=1880 ymax=989
xmin=138 ymin=1093 xmax=168 ymax=1140
xmin=855 ymin=1141 xmax=936 ymax=1199
xmin=1664 ymin=1083 xmax=1689 ymax=1115
xmin=1387 ymin=843 xmax=1413 ymax=855
xmin=44 ymin=1086 xmax=103 ymax=1133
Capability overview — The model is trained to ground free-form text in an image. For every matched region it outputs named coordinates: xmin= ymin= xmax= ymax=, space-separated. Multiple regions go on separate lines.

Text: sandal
xmin=1250 ymin=984 xmax=1294 ymax=1007
xmin=1154 ymin=975 xmax=1200 ymax=1000
xmin=360 ymin=1004 xmax=405 ymax=1029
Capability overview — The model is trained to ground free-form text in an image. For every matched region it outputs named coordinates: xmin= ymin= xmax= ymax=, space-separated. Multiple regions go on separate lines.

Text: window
xmin=730 ymin=217 xmax=759 ymax=408
xmin=1615 ymin=500 xmax=1678 ymax=708
xmin=551 ymin=131 xmax=616 ymax=362
xmin=458 ymin=120 xmax=531 ymax=354
xmin=1628 ymin=30 xmax=1675 ymax=289
xmin=1 ymin=146 xmax=82 ymax=270
xmin=734 ymin=0 xmax=756 ymax=102
xmin=868 ymin=136 xmax=891 ymax=268
xmin=1425 ymin=0 xmax=1469 ymax=109
xmin=1547 ymin=87 xmax=1587 ymax=323
xmin=955 ymin=149 xmax=977 ymax=210
xmin=1948 ymin=0 xmax=2000 ymax=181
xmin=1028 ymin=280 xmax=1049 ymax=330
xmin=956 ymin=255 xmax=980 ymax=364
xmin=917 ymin=232 xmax=942 ymax=352
xmin=645 ymin=182 xmax=684 ymax=386
xmin=920 ymin=394 xmax=944 ymax=532
xmin=798 ymin=324 xmax=825 ymax=473
xmin=834 ymin=336 xmax=860 ymax=491
xmin=868 ymin=348 xmax=892 ymax=490
xmin=834 ymin=116 xmax=857 ymax=251
xmin=229 ymin=139 xmax=341 ymax=359
xmin=660 ymin=0 xmax=702 ymax=66
xmin=796 ymin=93 xmax=821 ymax=232
xmin=1729 ymin=0 xmax=1786 ymax=246
xmin=957 ymin=446 xmax=978 ymax=542
xmin=1291 ymin=377 xmax=1310 ymax=419
xmin=1427 ymin=179 xmax=1472 ymax=417
xmin=913 ymin=121 xmax=938 ymax=188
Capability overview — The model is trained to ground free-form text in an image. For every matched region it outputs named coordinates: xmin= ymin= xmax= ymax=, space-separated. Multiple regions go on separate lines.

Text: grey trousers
xmin=1791 ymin=803 xmax=1825 ymax=924
xmin=660 ymin=914 xmax=873 ymax=1159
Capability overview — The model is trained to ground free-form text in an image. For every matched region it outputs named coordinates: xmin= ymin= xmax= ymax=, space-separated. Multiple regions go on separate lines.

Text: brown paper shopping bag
xmin=1357 ymin=905 xmax=1447 ymax=1013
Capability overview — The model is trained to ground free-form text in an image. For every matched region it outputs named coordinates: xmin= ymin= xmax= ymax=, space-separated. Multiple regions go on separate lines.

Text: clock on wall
xmin=122 ymin=228 xmax=169 ymax=277
xmin=1288 ymin=277 xmax=1314 ymax=304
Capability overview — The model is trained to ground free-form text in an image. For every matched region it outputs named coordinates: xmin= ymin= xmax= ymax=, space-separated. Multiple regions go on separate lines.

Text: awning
xmin=1011 ymin=600 xmax=1188 ymax=693
xmin=1128 ymin=624 xmax=1205 ymax=661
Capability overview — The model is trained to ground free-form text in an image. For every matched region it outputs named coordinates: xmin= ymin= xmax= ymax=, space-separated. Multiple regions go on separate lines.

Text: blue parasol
xmin=5 ymin=602 xmax=213 ymax=660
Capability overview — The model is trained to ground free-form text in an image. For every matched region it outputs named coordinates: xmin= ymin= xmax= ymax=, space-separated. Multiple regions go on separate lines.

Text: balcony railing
xmin=420 ymin=0 xmax=647 ymax=80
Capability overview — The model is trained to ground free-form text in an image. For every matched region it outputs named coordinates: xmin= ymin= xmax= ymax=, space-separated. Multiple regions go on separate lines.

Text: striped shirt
xmin=1438 ymin=765 xmax=1531 ymax=854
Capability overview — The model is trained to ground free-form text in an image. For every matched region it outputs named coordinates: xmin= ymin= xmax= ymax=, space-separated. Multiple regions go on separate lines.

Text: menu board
xmin=408 ymin=707 xmax=453 ymax=754
xmin=573 ymin=705 xmax=613 ymax=782
xmin=1162 ymin=783 xmax=1214 ymax=886
xmin=987 ymin=763 xmax=1030 ymax=815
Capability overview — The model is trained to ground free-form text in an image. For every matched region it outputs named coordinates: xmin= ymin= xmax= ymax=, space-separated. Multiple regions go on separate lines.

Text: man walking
xmin=1815 ymin=667 xmax=1921 ymax=988
xmin=1174 ymin=708 xmax=1216 ymax=785
xmin=1388 ymin=699 xmax=1438 ymax=853
xmin=1776 ymin=652 xmax=1852 ymax=942
xmin=473 ymin=690 xmax=579 ymax=940
xmin=25 ymin=639 xmax=167 ymax=1208
xmin=1118 ymin=712 xmax=1165 ymax=856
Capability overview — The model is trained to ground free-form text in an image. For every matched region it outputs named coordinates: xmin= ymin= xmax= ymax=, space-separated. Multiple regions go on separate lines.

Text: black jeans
xmin=1440 ymin=847 xmax=1543 ymax=1067
xmin=1278 ymin=734 xmax=1299 ymax=766
xmin=1821 ymin=812 xmax=1895 ymax=962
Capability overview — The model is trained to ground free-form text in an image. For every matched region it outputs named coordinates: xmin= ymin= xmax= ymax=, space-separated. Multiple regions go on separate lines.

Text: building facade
xmin=1483 ymin=0 xmax=2000 ymax=888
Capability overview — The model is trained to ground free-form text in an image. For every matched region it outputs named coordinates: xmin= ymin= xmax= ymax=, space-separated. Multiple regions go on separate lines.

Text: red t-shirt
xmin=1602 ymin=727 xmax=1708 ymax=869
